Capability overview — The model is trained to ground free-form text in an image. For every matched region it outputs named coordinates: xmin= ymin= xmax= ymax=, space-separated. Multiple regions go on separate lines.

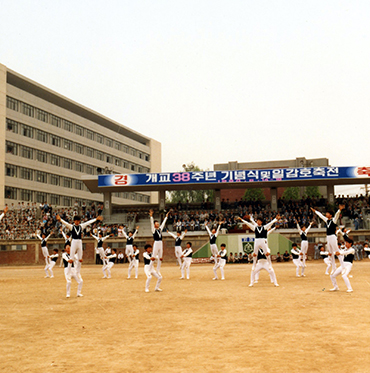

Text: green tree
xmin=243 ymin=188 xmax=265 ymax=201
xmin=166 ymin=162 xmax=214 ymax=203
xmin=282 ymin=187 xmax=300 ymax=200
xmin=304 ymin=186 xmax=321 ymax=198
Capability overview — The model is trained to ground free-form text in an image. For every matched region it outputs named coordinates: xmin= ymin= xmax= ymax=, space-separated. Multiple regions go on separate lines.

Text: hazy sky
xmin=1 ymin=1 xmax=369 ymax=195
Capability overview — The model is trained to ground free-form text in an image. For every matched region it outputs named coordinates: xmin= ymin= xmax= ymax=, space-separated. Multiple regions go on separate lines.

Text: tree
xmin=304 ymin=186 xmax=321 ymax=198
xmin=166 ymin=162 xmax=214 ymax=203
xmin=243 ymin=188 xmax=265 ymax=201
xmin=282 ymin=187 xmax=300 ymax=200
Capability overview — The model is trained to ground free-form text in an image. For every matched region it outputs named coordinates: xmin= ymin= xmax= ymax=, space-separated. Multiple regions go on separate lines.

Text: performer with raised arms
xmin=167 ymin=229 xmax=187 ymax=267
xmin=295 ymin=220 xmax=312 ymax=268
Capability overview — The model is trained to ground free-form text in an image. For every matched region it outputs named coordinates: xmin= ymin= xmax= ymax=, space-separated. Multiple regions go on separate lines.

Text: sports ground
xmin=1 ymin=261 xmax=370 ymax=373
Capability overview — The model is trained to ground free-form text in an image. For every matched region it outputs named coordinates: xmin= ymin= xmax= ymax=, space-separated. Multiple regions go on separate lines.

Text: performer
xmin=167 ymin=229 xmax=187 ymax=267
xmin=128 ymin=245 xmax=140 ymax=279
xmin=122 ymin=226 xmax=139 ymax=265
xmin=36 ymin=231 xmax=53 ymax=278
xmin=291 ymin=243 xmax=304 ymax=277
xmin=213 ymin=243 xmax=227 ymax=280
xmin=149 ymin=210 xmax=170 ymax=274
xmin=0 ymin=206 xmax=8 ymax=221
xmin=237 ymin=214 xmax=279 ymax=270
xmin=62 ymin=245 xmax=83 ymax=298
xmin=56 ymin=214 xmax=103 ymax=275
xmin=319 ymin=244 xmax=332 ymax=275
xmin=296 ymin=220 xmax=312 ymax=268
xmin=180 ymin=242 xmax=193 ymax=280
xmin=103 ymin=249 xmax=117 ymax=279
xmin=143 ymin=244 xmax=162 ymax=293
xmin=364 ymin=243 xmax=370 ymax=259
xmin=91 ymin=231 xmax=111 ymax=276
xmin=205 ymin=220 xmax=222 ymax=278
xmin=249 ymin=246 xmax=279 ymax=287
xmin=330 ymin=238 xmax=355 ymax=292
xmin=48 ymin=249 xmax=59 ymax=278
xmin=311 ymin=205 xmax=344 ymax=272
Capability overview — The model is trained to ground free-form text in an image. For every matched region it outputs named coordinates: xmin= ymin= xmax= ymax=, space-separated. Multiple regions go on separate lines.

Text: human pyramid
xmin=0 ymin=203 xmax=358 ymax=297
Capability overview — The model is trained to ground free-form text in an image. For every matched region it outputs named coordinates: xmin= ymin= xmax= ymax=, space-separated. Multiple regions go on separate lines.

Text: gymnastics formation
xmin=0 ymin=205 xmax=361 ymax=296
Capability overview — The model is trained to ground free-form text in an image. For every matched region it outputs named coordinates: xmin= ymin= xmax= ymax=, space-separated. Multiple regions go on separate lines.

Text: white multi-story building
xmin=0 ymin=63 xmax=161 ymax=208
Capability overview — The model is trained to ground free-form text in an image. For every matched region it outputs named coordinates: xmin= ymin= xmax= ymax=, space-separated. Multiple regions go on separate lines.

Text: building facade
xmin=0 ymin=63 xmax=161 ymax=208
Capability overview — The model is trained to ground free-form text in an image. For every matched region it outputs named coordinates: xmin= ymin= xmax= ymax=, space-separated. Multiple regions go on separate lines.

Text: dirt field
xmin=1 ymin=261 xmax=370 ymax=373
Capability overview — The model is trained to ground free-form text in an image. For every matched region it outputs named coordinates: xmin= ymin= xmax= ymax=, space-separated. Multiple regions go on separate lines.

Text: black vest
xmin=326 ymin=220 xmax=337 ymax=236
xmin=144 ymin=253 xmax=151 ymax=265
xmin=257 ymin=249 xmax=267 ymax=260
xmin=320 ymin=252 xmax=328 ymax=258
xmin=127 ymin=236 xmax=134 ymax=245
xmin=65 ymin=238 xmax=71 ymax=246
xmin=71 ymin=225 xmax=82 ymax=240
xmin=51 ymin=256 xmax=58 ymax=262
xmin=344 ymin=253 xmax=354 ymax=263
xmin=98 ymin=239 xmax=103 ymax=248
xmin=220 ymin=251 xmax=227 ymax=260
xmin=109 ymin=255 xmax=116 ymax=263
xmin=134 ymin=252 xmax=139 ymax=260
xmin=153 ymin=229 xmax=162 ymax=241
xmin=255 ymin=226 xmax=267 ymax=239
xmin=185 ymin=250 xmax=193 ymax=258
xmin=175 ymin=237 xmax=182 ymax=246
xmin=63 ymin=254 xmax=74 ymax=268
xmin=291 ymin=250 xmax=300 ymax=259
xmin=300 ymin=232 xmax=308 ymax=241
xmin=210 ymin=234 xmax=217 ymax=245
xmin=41 ymin=239 xmax=47 ymax=247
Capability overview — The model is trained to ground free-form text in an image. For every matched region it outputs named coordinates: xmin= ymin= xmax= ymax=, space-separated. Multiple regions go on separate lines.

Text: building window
xmin=114 ymin=142 xmax=120 ymax=150
xmin=20 ymin=167 xmax=33 ymax=181
xmin=96 ymin=134 xmax=104 ymax=144
xmin=35 ymin=171 xmax=48 ymax=184
xmin=106 ymin=138 xmax=113 ymax=147
xmin=64 ymin=120 xmax=73 ymax=132
xmin=64 ymin=139 xmax=72 ymax=151
xmin=86 ymin=130 xmax=94 ymax=140
xmin=75 ymin=180 xmax=83 ymax=190
xmin=21 ymin=102 xmax=34 ymax=117
xmin=86 ymin=147 xmax=94 ymax=158
xmin=63 ymin=196 xmax=72 ymax=206
xmin=131 ymin=164 xmax=135 ymax=171
xmin=21 ymin=124 xmax=33 ymax=138
xmin=50 ymin=174 xmax=60 ymax=186
xmin=6 ymin=141 xmax=17 ymax=155
xmin=5 ymin=164 xmax=17 ymax=177
xmin=96 ymin=151 xmax=103 ymax=161
xmin=51 ymin=135 xmax=61 ymax=147
xmin=36 ymin=130 xmax=48 ymax=143
xmin=145 ymin=154 xmax=150 ymax=162
xmin=123 ymin=161 xmax=128 ymax=169
xmin=6 ymin=119 xmax=18 ymax=133
xmin=50 ymin=115 xmax=61 ymax=127
xmin=138 ymin=167 xmax=142 ymax=173
xmin=75 ymin=162 xmax=84 ymax=173
xmin=20 ymin=189 xmax=33 ymax=201
xmin=75 ymin=125 xmax=84 ymax=136
xmin=36 ymin=150 xmax=48 ymax=163
xmin=131 ymin=193 xmax=136 ymax=200
xmin=6 ymin=97 xmax=19 ymax=111
xmin=123 ymin=146 xmax=129 ymax=153
xmin=63 ymin=177 xmax=72 ymax=188
xmin=36 ymin=109 xmax=48 ymax=122
xmin=50 ymin=194 xmax=60 ymax=205
xmin=35 ymin=192 xmax=47 ymax=203
xmin=106 ymin=155 xmax=112 ymax=163
xmin=75 ymin=144 xmax=84 ymax=154
xmin=20 ymin=146 xmax=33 ymax=159
xmin=5 ymin=186 xmax=17 ymax=200
xmin=86 ymin=165 xmax=94 ymax=175
xmin=114 ymin=158 xmax=121 ymax=167
xmin=35 ymin=171 xmax=47 ymax=183
xmin=138 ymin=152 xmax=143 ymax=159
xmin=50 ymin=154 xmax=60 ymax=166
xmin=131 ymin=149 xmax=136 ymax=156
xmin=63 ymin=158 xmax=72 ymax=169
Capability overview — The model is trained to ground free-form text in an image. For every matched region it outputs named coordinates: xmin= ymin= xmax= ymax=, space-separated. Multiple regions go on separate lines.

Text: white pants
xmin=152 ymin=241 xmax=163 ymax=273
xmin=324 ymin=257 xmax=331 ymax=274
xmin=103 ymin=262 xmax=115 ymax=278
xmin=144 ymin=264 xmax=162 ymax=291
xmin=128 ymin=259 xmax=139 ymax=278
xmin=126 ymin=245 xmax=133 ymax=263
xmin=70 ymin=239 xmax=83 ymax=274
xmin=175 ymin=246 xmax=183 ymax=266
xmin=48 ymin=261 xmax=56 ymax=277
xmin=252 ymin=239 xmax=268 ymax=269
xmin=42 ymin=247 xmax=50 ymax=275
xmin=293 ymin=258 xmax=304 ymax=276
xmin=181 ymin=257 xmax=192 ymax=279
xmin=250 ymin=259 xmax=278 ymax=285
xmin=64 ymin=267 xmax=83 ymax=296
xmin=213 ymin=258 xmax=226 ymax=279
xmin=97 ymin=247 xmax=108 ymax=265
xmin=301 ymin=241 xmax=308 ymax=266
xmin=327 ymin=234 xmax=343 ymax=270
xmin=330 ymin=262 xmax=353 ymax=291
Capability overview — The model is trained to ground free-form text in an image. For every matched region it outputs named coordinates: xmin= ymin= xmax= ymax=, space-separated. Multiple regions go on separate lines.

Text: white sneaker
xmin=50 ymin=276 xmax=54 ymax=278
xmin=127 ymin=277 xmax=131 ymax=279
xmin=221 ymin=278 xmax=225 ymax=280
xmin=179 ymin=277 xmax=184 ymax=280
xmin=155 ymin=288 xmax=163 ymax=292
xmin=212 ymin=277 xmax=218 ymax=280
xmin=44 ymin=275 xmax=49 ymax=278
xmin=349 ymin=275 xmax=353 ymax=278
xmin=274 ymin=284 xmax=279 ymax=287
xmin=186 ymin=277 xmax=190 ymax=280
xmin=296 ymin=275 xmax=301 ymax=277
xmin=347 ymin=289 xmax=353 ymax=293
xmin=254 ymin=281 xmax=259 ymax=284
xmin=102 ymin=276 xmax=107 ymax=278
xmin=329 ymin=287 xmax=339 ymax=291
xmin=77 ymin=294 xmax=84 ymax=297
xmin=66 ymin=294 xmax=70 ymax=298
xmin=301 ymin=274 xmax=306 ymax=277
xmin=145 ymin=289 xmax=149 ymax=293
xmin=249 ymin=283 xmax=254 ymax=287
xmin=325 ymin=272 xmax=329 ymax=275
